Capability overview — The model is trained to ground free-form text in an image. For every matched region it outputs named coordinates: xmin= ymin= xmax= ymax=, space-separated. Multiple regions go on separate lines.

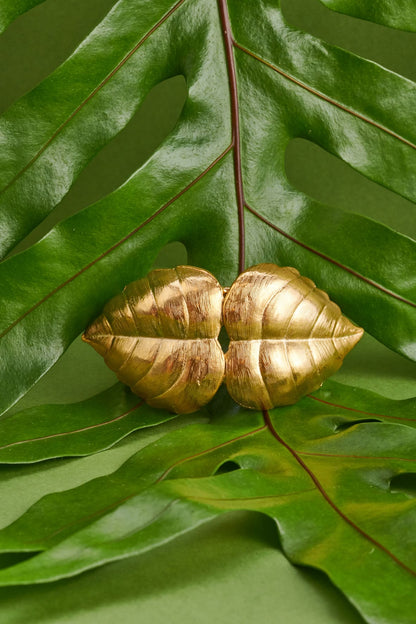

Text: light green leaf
xmin=0 ymin=384 xmax=177 ymax=463
xmin=0 ymin=382 xmax=414 ymax=624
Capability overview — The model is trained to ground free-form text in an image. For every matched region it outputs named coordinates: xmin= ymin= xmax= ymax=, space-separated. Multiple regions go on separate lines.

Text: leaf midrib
xmin=263 ymin=408 xmax=416 ymax=577
xmin=1 ymin=0 xmax=415 ymax=379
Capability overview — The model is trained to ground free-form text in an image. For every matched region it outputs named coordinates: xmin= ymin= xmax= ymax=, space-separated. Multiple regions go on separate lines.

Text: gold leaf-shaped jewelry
xmin=82 ymin=266 xmax=225 ymax=414
xmin=83 ymin=263 xmax=363 ymax=414
xmin=223 ymin=264 xmax=364 ymax=410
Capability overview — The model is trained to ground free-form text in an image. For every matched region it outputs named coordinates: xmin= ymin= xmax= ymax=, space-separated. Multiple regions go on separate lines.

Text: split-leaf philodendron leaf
xmin=0 ymin=381 xmax=415 ymax=624
xmin=0 ymin=1 xmax=415 ymax=623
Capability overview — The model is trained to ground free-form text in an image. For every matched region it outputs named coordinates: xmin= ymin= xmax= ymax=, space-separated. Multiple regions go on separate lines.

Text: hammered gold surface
xmin=223 ymin=264 xmax=364 ymax=410
xmin=83 ymin=263 xmax=363 ymax=414
xmin=82 ymin=266 xmax=225 ymax=414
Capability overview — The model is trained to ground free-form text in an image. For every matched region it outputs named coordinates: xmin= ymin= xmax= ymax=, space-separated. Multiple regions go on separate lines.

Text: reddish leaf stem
xmin=218 ymin=0 xmax=245 ymax=273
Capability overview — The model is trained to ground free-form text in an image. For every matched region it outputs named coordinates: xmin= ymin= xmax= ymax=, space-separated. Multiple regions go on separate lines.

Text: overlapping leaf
xmin=1 ymin=0 xmax=416 ymax=418
xmin=1 ymin=1 xmax=416 ymax=623
xmin=0 ymin=381 xmax=414 ymax=624
xmin=0 ymin=384 xmax=179 ymax=463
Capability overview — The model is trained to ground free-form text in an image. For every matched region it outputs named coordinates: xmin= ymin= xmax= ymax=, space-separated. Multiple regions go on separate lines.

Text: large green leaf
xmin=0 ymin=381 xmax=414 ymax=624
xmin=1 ymin=0 xmax=416 ymax=418
xmin=1 ymin=1 xmax=416 ymax=623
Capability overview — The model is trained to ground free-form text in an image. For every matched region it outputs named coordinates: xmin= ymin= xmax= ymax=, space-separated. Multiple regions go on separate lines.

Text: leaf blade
xmin=0 ymin=0 xmax=47 ymax=34
xmin=319 ymin=0 xmax=416 ymax=32
xmin=0 ymin=383 xmax=181 ymax=463
xmin=2 ymin=2 xmax=416 ymax=622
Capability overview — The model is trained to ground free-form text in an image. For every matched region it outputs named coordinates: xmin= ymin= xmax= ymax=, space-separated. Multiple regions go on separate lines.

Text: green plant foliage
xmin=0 ymin=381 xmax=414 ymax=624
xmin=0 ymin=0 xmax=46 ymax=34
xmin=1 ymin=0 xmax=416 ymax=417
xmin=318 ymin=0 xmax=416 ymax=31
xmin=0 ymin=384 xmax=177 ymax=463
xmin=0 ymin=1 xmax=416 ymax=623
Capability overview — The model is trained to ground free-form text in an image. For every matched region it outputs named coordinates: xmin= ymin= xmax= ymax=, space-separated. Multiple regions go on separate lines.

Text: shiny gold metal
xmin=83 ymin=263 xmax=363 ymax=414
xmin=223 ymin=264 xmax=363 ymax=410
xmin=82 ymin=266 xmax=225 ymax=414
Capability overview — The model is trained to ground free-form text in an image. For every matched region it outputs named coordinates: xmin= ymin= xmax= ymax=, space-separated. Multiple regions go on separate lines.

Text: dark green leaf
xmin=0 ymin=0 xmax=47 ymax=34
xmin=1 ymin=0 xmax=416 ymax=417
xmin=319 ymin=0 xmax=416 ymax=32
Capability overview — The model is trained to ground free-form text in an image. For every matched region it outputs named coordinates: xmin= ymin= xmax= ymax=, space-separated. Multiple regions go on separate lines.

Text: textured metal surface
xmin=223 ymin=264 xmax=364 ymax=409
xmin=84 ymin=263 xmax=363 ymax=413
xmin=83 ymin=266 xmax=225 ymax=414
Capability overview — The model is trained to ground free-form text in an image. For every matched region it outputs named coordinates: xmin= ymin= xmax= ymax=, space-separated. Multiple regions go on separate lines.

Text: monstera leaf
xmin=0 ymin=380 xmax=415 ymax=624
xmin=1 ymin=0 xmax=416 ymax=417
xmin=0 ymin=1 xmax=416 ymax=623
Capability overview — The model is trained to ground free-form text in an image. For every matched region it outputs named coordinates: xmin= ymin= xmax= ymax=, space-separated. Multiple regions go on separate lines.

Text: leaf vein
xmin=298 ymin=450 xmax=416 ymax=462
xmin=0 ymin=0 xmax=188 ymax=199
xmin=0 ymin=144 xmax=233 ymax=342
xmin=263 ymin=409 xmax=416 ymax=576
xmin=308 ymin=395 xmax=416 ymax=422
xmin=233 ymin=40 xmax=416 ymax=152
xmin=245 ymin=202 xmax=416 ymax=308
xmin=0 ymin=402 xmax=143 ymax=452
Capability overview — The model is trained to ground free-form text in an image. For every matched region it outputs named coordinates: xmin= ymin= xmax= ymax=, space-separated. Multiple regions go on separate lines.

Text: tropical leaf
xmin=1 ymin=0 xmax=416 ymax=418
xmin=0 ymin=0 xmax=47 ymax=34
xmin=318 ymin=0 xmax=416 ymax=31
xmin=0 ymin=380 xmax=414 ymax=624
xmin=0 ymin=383 xmax=179 ymax=463
xmin=1 ymin=1 xmax=416 ymax=623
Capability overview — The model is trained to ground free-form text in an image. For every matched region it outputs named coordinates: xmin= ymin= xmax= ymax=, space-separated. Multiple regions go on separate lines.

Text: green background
xmin=0 ymin=0 xmax=415 ymax=622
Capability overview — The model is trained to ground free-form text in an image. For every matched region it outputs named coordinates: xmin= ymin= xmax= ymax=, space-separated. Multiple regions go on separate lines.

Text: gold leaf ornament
xmin=223 ymin=264 xmax=363 ymax=409
xmin=83 ymin=266 xmax=225 ymax=414
xmin=83 ymin=264 xmax=363 ymax=414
